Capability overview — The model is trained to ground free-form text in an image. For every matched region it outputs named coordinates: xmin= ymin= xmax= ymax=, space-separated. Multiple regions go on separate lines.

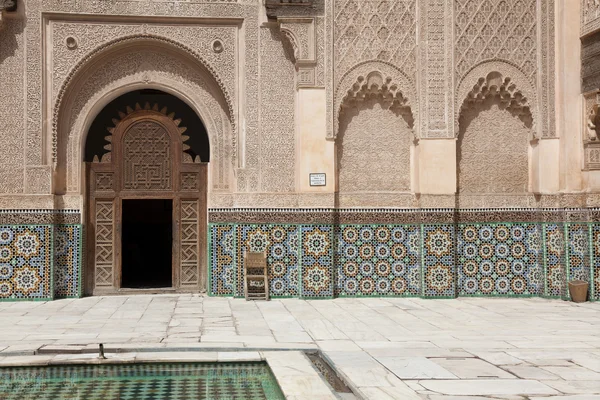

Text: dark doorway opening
xmin=121 ymin=199 xmax=173 ymax=289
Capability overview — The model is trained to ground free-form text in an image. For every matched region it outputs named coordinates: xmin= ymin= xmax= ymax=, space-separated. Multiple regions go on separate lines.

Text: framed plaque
xmin=309 ymin=173 xmax=326 ymax=187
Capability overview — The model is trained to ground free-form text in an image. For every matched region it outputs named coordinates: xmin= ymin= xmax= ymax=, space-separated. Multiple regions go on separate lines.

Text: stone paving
xmin=0 ymin=295 xmax=599 ymax=399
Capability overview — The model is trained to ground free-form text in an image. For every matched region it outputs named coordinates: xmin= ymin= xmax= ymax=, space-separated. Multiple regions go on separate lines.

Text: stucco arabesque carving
xmin=277 ymin=17 xmax=318 ymax=88
xmin=52 ymin=34 xmax=236 ymax=168
xmin=456 ymin=61 xmax=538 ymax=140
xmin=60 ymin=49 xmax=234 ymax=195
xmin=333 ymin=61 xmax=418 ymax=141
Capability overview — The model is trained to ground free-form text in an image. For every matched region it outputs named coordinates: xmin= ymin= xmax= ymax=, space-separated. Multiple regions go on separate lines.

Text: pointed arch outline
xmin=332 ymin=60 xmax=418 ymax=140
xmin=52 ymin=33 xmax=236 ymax=168
xmin=456 ymin=60 xmax=537 ymax=139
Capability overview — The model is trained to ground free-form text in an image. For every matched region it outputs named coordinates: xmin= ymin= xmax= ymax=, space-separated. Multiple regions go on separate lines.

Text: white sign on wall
xmin=309 ymin=173 xmax=326 ymax=187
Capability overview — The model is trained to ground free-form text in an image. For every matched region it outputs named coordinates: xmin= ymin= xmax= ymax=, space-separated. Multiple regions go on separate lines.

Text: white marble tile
xmin=419 ymin=379 xmax=558 ymax=396
xmin=541 ymin=365 xmax=600 ymax=380
xmin=377 ymin=356 xmax=458 ymax=379
xmin=505 ymin=365 xmax=560 ymax=380
xmin=431 ymin=358 xmax=514 ymax=379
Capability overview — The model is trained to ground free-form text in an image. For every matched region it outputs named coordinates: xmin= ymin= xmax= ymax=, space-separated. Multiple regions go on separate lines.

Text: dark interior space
xmin=85 ymin=89 xmax=210 ymax=163
xmin=121 ymin=199 xmax=173 ymax=289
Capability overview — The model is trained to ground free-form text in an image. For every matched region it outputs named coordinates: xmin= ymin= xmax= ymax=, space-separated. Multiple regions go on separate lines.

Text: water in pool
xmin=0 ymin=362 xmax=285 ymax=400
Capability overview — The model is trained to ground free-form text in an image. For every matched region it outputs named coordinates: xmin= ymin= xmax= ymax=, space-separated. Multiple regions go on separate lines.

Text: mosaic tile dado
xmin=457 ymin=224 xmax=543 ymax=297
xmin=53 ymin=225 xmax=83 ymax=299
xmin=0 ymin=225 xmax=53 ymax=301
xmin=335 ymin=225 xmax=421 ymax=297
xmin=208 ymin=221 xmax=600 ymax=301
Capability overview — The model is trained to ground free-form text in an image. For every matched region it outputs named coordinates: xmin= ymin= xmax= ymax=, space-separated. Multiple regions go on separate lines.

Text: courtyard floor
xmin=0 ymin=296 xmax=598 ymax=399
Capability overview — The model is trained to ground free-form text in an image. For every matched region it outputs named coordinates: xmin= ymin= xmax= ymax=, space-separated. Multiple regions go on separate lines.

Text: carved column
xmin=416 ymin=0 xmax=457 ymax=195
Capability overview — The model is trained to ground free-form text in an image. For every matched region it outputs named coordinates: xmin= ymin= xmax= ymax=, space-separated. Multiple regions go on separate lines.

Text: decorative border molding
xmin=208 ymin=207 xmax=600 ymax=225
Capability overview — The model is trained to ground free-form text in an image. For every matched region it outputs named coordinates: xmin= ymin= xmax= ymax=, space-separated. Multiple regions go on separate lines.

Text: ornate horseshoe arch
xmin=87 ymin=104 xmax=207 ymax=295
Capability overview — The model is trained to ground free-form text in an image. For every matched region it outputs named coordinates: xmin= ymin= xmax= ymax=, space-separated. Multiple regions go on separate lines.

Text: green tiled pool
xmin=0 ymin=362 xmax=285 ymax=400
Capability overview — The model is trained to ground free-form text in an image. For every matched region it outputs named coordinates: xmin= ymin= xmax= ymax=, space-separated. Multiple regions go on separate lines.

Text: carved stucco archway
xmin=456 ymin=60 xmax=537 ymax=139
xmin=456 ymin=66 xmax=535 ymax=195
xmin=54 ymin=37 xmax=236 ymax=197
xmin=333 ymin=61 xmax=418 ymax=140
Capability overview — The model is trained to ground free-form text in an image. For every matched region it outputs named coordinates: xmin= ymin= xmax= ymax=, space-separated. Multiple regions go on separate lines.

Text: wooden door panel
xmin=87 ymin=107 xmax=208 ymax=294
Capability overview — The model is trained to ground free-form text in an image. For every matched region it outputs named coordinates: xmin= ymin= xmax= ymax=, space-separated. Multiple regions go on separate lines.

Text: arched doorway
xmin=85 ymin=90 xmax=209 ymax=295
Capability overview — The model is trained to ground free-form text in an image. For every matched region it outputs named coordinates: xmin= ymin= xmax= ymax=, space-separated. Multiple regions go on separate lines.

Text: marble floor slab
xmin=0 ymin=296 xmax=597 ymax=399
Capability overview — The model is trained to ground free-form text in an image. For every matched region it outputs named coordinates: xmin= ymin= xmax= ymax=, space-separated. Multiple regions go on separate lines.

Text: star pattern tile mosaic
xmin=593 ymin=225 xmax=600 ymax=300
xmin=53 ymin=225 xmax=83 ymax=299
xmin=237 ymin=224 xmax=299 ymax=298
xmin=545 ymin=223 xmax=566 ymax=298
xmin=567 ymin=224 xmax=591 ymax=284
xmin=0 ymin=225 xmax=53 ymax=301
xmin=335 ymin=225 xmax=421 ymax=297
xmin=0 ymin=362 xmax=285 ymax=400
xmin=457 ymin=223 xmax=543 ymax=296
xmin=205 ymin=218 xmax=600 ymax=302
xmin=210 ymin=225 xmax=236 ymax=296
xmin=301 ymin=225 xmax=334 ymax=298
xmin=422 ymin=225 xmax=456 ymax=298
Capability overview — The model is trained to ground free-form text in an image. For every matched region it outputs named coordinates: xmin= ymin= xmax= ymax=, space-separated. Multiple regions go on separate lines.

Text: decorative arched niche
xmin=53 ymin=35 xmax=236 ymax=197
xmin=336 ymin=70 xmax=416 ymax=196
xmin=457 ymin=70 xmax=534 ymax=194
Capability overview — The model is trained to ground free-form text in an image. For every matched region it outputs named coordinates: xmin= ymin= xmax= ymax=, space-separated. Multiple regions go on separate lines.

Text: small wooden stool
xmin=243 ymin=251 xmax=269 ymax=301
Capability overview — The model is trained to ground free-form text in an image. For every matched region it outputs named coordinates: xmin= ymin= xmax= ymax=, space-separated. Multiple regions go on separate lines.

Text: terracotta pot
xmin=568 ymin=280 xmax=589 ymax=303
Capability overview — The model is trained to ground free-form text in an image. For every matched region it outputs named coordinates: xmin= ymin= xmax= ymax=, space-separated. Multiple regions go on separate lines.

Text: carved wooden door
xmin=86 ymin=104 xmax=207 ymax=295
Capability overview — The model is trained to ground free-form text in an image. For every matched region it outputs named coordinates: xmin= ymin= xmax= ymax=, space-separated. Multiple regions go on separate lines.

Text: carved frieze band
xmin=209 ymin=207 xmax=600 ymax=225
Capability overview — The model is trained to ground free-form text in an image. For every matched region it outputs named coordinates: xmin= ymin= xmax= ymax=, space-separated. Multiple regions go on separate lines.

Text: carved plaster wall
xmin=455 ymin=0 xmax=554 ymax=139
xmin=55 ymin=43 xmax=234 ymax=197
xmin=0 ymin=17 xmax=24 ymax=194
xmin=331 ymin=0 xmax=417 ymax=139
xmin=338 ymin=100 xmax=413 ymax=200
xmin=458 ymin=99 xmax=531 ymax=195
xmin=258 ymin=26 xmax=296 ymax=193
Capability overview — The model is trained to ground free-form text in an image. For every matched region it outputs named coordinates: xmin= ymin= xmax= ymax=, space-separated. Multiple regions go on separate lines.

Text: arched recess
xmin=85 ymin=95 xmax=209 ymax=294
xmin=456 ymin=60 xmax=537 ymax=138
xmin=333 ymin=61 xmax=418 ymax=140
xmin=457 ymin=70 xmax=534 ymax=194
xmin=53 ymin=36 xmax=235 ymax=197
xmin=336 ymin=71 xmax=416 ymax=201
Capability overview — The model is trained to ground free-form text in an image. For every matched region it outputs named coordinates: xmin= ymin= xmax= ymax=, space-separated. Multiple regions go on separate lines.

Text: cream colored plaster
xmin=532 ymin=138 xmax=560 ymax=193
xmin=557 ymin=0 xmax=584 ymax=191
xmin=417 ymin=139 xmax=456 ymax=195
xmin=297 ymin=89 xmax=333 ymax=193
